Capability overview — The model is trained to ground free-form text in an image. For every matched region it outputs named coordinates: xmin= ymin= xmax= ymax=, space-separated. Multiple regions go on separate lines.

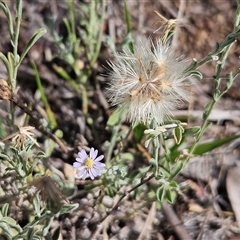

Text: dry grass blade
xmin=226 ymin=164 xmax=240 ymax=228
xmin=137 ymin=202 xmax=156 ymax=240
xmin=162 ymin=203 xmax=193 ymax=240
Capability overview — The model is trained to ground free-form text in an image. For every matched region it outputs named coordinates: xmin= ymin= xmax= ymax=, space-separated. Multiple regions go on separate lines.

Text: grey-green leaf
xmin=0 ymin=52 xmax=10 ymax=77
xmin=0 ymin=2 xmax=14 ymax=38
xmin=173 ymin=126 xmax=183 ymax=145
xmin=19 ymin=28 xmax=47 ymax=66
xmin=2 ymin=203 xmax=9 ymax=217
xmin=156 ymin=186 xmax=166 ymax=202
xmin=193 ymin=135 xmax=240 ymax=155
xmin=59 ymin=203 xmax=79 ymax=214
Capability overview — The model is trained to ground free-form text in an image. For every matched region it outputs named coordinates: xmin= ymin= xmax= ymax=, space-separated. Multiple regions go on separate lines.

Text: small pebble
xmin=79 ymin=226 xmax=91 ymax=240
xmin=132 ymin=216 xmax=145 ymax=234
xmin=102 ymin=195 xmax=113 ymax=208
xmin=118 ymin=226 xmax=131 ymax=240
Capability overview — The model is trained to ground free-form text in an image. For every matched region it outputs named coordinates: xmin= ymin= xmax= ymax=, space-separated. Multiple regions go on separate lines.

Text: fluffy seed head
xmin=105 ymin=38 xmax=190 ymax=125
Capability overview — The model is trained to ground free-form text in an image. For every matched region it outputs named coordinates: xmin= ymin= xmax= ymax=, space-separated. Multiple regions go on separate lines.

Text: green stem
xmin=188 ymin=2 xmax=240 ymax=156
xmin=153 ymin=136 xmax=160 ymax=175
xmin=67 ymin=0 xmax=76 ymax=42
xmin=12 ymin=0 xmax=22 ymax=89
xmin=90 ymin=0 xmax=106 ymax=66
xmin=79 ymin=84 xmax=88 ymax=115
xmin=186 ymin=3 xmax=240 ymax=74
xmin=189 ymin=99 xmax=215 ymax=155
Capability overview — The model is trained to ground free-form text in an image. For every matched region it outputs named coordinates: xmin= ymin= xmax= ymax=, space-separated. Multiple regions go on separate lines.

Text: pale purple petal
xmin=89 ymin=169 xmax=95 ymax=180
xmin=77 ymin=168 xmax=86 ymax=178
xmin=90 ymin=168 xmax=98 ymax=177
xmin=94 ymin=162 xmax=105 ymax=168
xmin=75 ymin=157 xmax=85 ymax=163
xmin=93 ymin=168 xmax=101 ymax=176
xmin=74 ymin=147 xmax=105 ymax=180
xmin=73 ymin=162 xmax=83 ymax=168
xmin=78 ymin=150 xmax=87 ymax=159
xmin=89 ymin=148 xmax=95 ymax=159
xmin=90 ymin=148 xmax=98 ymax=160
xmin=93 ymin=149 xmax=98 ymax=159
xmin=81 ymin=169 xmax=88 ymax=180
xmin=94 ymin=155 xmax=104 ymax=162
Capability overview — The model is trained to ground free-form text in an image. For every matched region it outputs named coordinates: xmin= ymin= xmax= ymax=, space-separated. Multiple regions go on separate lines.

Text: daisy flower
xmin=105 ymin=37 xmax=190 ymax=125
xmin=73 ymin=148 xmax=105 ymax=180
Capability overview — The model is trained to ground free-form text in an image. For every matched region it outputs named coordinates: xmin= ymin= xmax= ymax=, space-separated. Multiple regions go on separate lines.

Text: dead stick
xmin=162 ymin=203 xmax=193 ymax=240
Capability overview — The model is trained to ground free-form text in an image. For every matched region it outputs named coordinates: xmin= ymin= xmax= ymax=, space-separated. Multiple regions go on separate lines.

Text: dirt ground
xmin=0 ymin=0 xmax=240 ymax=240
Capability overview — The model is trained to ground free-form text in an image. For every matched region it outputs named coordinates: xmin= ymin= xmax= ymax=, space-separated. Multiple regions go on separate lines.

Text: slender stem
xmin=79 ymin=84 xmax=88 ymax=115
xmin=9 ymin=0 xmax=22 ymax=126
xmin=67 ymin=0 xmax=76 ymax=42
xmin=185 ymin=3 xmax=240 ymax=74
xmin=12 ymin=0 xmax=22 ymax=89
xmin=106 ymin=125 xmax=121 ymax=164
xmin=105 ymin=120 xmax=131 ymax=164
xmin=99 ymin=173 xmax=154 ymax=223
xmin=91 ymin=0 xmax=106 ymax=66
xmin=153 ymin=136 xmax=160 ymax=174
xmin=189 ymin=100 xmax=214 ymax=155
xmin=189 ymin=44 xmax=233 ymax=155
xmin=188 ymin=2 xmax=240 ymax=156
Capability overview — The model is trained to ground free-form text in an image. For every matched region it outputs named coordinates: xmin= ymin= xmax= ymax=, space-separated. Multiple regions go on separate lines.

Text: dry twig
xmin=162 ymin=203 xmax=193 ymax=240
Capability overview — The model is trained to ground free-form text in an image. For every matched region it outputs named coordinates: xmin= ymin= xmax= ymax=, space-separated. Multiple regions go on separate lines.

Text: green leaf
xmin=226 ymin=72 xmax=234 ymax=89
xmin=26 ymin=226 xmax=34 ymax=240
xmin=189 ymin=70 xmax=203 ymax=79
xmin=165 ymin=189 xmax=177 ymax=204
xmin=1 ymin=203 xmax=9 ymax=217
xmin=0 ymin=216 xmax=22 ymax=231
xmin=0 ymin=52 xmax=10 ymax=77
xmin=156 ymin=186 xmax=166 ymax=202
xmin=33 ymin=236 xmax=42 ymax=240
xmin=105 ymin=36 xmax=116 ymax=53
xmin=119 ymin=152 xmax=134 ymax=162
xmin=0 ymin=153 xmax=12 ymax=162
xmin=33 ymin=194 xmax=41 ymax=217
xmin=156 ymin=167 xmax=170 ymax=179
xmin=184 ymin=126 xmax=201 ymax=136
xmin=0 ymin=2 xmax=13 ymax=38
xmin=36 ymin=151 xmax=46 ymax=158
xmin=122 ymin=32 xmax=134 ymax=53
xmin=133 ymin=124 xmax=146 ymax=141
xmin=0 ymin=222 xmax=15 ymax=238
xmin=193 ymin=135 xmax=240 ymax=155
xmin=173 ymin=126 xmax=183 ymax=145
xmin=144 ymin=137 xmax=152 ymax=148
xmin=42 ymin=217 xmax=52 ymax=237
xmin=149 ymin=158 xmax=158 ymax=167
xmin=59 ymin=203 xmax=79 ymax=214
xmin=52 ymin=226 xmax=61 ymax=240
xmin=19 ymin=28 xmax=47 ymax=66
xmin=169 ymin=162 xmax=184 ymax=181
xmin=106 ymin=186 xmax=115 ymax=198
xmin=32 ymin=61 xmax=57 ymax=128
xmin=203 ymin=101 xmax=214 ymax=120
xmin=123 ymin=0 xmax=134 ymax=53
xmin=107 ymin=108 xmax=122 ymax=127
xmin=1 ymin=217 xmax=16 ymax=226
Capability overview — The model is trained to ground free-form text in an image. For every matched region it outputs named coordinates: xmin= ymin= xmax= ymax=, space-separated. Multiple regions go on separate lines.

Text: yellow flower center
xmin=85 ymin=158 xmax=94 ymax=168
